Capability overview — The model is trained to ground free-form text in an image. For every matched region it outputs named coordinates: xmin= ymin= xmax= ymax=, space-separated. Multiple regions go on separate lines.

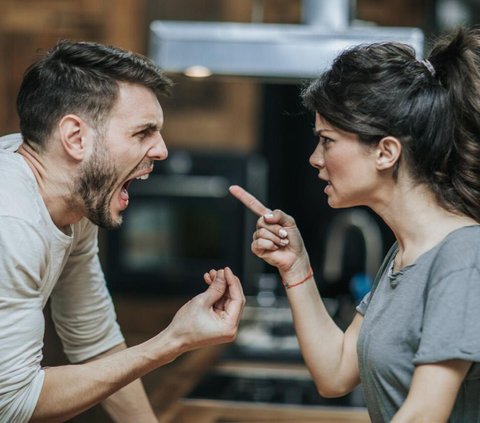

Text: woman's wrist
xmin=279 ymin=257 xmax=312 ymax=288
xmin=282 ymin=266 xmax=314 ymax=289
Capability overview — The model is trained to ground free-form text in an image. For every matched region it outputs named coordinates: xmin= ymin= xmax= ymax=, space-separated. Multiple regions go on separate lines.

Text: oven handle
xmin=129 ymin=174 xmax=230 ymax=198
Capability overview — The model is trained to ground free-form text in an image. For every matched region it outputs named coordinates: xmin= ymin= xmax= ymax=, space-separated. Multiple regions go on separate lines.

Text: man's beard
xmin=71 ymin=141 xmax=123 ymax=230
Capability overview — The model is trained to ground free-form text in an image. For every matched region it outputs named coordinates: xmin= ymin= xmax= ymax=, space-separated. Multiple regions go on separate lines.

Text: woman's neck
xmin=373 ymin=181 xmax=477 ymax=271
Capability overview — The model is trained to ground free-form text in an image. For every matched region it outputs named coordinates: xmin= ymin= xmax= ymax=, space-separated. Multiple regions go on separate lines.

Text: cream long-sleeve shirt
xmin=0 ymin=134 xmax=124 ymax=422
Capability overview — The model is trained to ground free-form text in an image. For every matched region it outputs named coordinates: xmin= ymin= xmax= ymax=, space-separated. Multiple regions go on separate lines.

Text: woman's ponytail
xmin=428 ymin=27 xmax=480 ymax=222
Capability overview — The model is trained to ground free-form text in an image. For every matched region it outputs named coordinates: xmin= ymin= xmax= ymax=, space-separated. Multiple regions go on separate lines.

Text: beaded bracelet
xmin=282 ymin=267 xmax=314 ymax=289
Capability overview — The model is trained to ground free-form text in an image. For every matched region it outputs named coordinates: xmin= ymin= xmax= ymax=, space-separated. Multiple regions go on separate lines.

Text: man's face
xmin=74 ymin=82 xmax=168 ymax=229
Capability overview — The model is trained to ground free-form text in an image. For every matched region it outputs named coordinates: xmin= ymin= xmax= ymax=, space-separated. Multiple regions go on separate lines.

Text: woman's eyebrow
xmin=312 ymin=128 xmax=332 ymax=137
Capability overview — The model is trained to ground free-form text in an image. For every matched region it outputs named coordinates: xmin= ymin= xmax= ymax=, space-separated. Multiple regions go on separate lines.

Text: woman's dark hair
xmin=302 ymin=27 xmax=480 ymax=222
xmin=16 ymin=40 xmax=172 ymax=149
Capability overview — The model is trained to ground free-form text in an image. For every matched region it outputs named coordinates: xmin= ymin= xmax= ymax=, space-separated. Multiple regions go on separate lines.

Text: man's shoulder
xmin=0 ymin=133 xmax=23 ymax=152
xmin=0 ymin=141 xmax=42 ymax=223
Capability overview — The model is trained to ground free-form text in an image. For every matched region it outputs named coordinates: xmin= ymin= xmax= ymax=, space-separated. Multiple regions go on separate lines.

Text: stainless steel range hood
xmin=149 ymin=1 xmax=424 ymax=80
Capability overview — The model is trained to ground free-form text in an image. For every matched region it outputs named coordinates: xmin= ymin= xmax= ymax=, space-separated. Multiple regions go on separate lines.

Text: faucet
xmin=322 ymin=209 xmax=383 ymax=291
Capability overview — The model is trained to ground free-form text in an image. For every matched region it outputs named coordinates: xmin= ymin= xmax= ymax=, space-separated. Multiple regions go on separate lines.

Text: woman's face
xmin=309 ymin=113 xmax=378 ymax=208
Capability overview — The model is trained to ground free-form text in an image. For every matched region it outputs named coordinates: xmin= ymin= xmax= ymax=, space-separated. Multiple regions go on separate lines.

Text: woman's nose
xmin=309 ymin=146 xmax=324 ymax=169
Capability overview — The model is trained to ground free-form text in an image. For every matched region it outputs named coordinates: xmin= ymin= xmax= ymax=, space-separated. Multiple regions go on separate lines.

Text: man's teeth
xmin=136 ymin=174 xmax=149 ymax=180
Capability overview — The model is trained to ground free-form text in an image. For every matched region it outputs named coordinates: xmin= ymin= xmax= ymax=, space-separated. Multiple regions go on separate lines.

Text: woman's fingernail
xmin=280 ymin=239 xmax=289 ymax=245
xmin=279 ymin=229 xmax=288 ymax=238
xmin=264 ymin=213 xmax=274 ymax=219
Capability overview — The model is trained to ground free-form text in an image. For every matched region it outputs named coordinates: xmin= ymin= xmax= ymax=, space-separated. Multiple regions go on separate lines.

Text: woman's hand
xmin=229 ymin=185 xmax=310 ymax=275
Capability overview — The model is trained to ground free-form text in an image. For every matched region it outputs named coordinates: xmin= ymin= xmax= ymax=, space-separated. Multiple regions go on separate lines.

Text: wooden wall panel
xmin=0 ymin=0 xmax=432 ymax=146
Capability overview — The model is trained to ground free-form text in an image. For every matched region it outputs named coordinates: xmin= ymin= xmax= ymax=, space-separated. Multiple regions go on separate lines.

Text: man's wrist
xmin=143 ymin=327 xmax=186 ymax=366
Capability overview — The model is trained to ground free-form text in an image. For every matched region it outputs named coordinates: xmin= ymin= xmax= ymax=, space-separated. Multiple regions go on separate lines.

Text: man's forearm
xmin=102 ymin=378 xmax=157 ymax=423
xmin=97 ymin=343 xmax=157 ymax=423
xmin=30 ymin=329 xmax=181 ymax=422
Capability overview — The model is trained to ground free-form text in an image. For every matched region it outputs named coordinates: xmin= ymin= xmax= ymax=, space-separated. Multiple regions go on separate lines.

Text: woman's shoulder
xmin=440 ymin=224 xmax=480 ymax=248
xmin=432 ymin=224 xmax=480 ymax=273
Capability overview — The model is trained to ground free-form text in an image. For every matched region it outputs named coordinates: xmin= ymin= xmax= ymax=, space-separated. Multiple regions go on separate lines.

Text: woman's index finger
xmin=229 ymin=185 xmax=271 ymax=217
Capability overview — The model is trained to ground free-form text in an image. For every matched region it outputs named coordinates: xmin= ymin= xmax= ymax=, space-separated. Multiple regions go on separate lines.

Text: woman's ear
xmin=58 ymin=114 xmax=87 ymax=161
xmin=375 ymin=136 xmax=401 ymax=171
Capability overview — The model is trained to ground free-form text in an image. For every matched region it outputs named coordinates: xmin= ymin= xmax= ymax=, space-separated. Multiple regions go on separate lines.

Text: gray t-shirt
xmin=357 ymin=225 xmax=480 ymax=423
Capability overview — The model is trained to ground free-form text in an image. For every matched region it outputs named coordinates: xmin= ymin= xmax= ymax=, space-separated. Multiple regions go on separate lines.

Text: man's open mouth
xmin=119 ymin=172 xmax=151 ymax=206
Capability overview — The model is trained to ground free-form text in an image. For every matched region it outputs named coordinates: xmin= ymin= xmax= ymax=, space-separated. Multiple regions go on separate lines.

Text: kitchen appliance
xmin=149 ymin=0 xmax=424 ymax=81
xmin=105 ymin=149 xmax=267 ymax=297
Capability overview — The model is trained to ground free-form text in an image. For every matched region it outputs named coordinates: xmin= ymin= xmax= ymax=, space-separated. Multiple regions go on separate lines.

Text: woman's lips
xmin=323 ymin=181 xmax=332 ymax=194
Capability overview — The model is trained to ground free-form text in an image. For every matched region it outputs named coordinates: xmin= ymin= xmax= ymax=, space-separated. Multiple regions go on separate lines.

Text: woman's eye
xmin=320 ymin=136 xmax=332 ymax=146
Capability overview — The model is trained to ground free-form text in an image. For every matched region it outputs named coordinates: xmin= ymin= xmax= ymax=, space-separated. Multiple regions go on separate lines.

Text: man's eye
xmin=136 ymin=131 xmax=149 ymax=140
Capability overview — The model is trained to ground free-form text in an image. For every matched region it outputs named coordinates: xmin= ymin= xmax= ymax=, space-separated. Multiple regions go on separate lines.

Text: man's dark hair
xmin=16 ymin=40 xmax=172 ymax=149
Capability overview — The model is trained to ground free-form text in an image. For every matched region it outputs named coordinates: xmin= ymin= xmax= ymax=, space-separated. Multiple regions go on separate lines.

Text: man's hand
xmin=32 ymin=268 xmax=244 ymax=423
xmin=167 ymin=267 xmax=245 ymax=352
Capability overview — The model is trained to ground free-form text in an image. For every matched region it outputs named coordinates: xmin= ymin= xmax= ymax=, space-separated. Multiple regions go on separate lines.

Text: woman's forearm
xmin=280 ymin=266 xmax=361 ymax=397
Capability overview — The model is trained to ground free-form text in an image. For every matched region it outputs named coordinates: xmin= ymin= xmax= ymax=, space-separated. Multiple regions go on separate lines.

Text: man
xmin=0 ymin=40 xmax=245 ymax=422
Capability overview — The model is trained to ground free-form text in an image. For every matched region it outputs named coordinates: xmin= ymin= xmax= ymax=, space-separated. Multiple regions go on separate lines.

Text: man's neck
xmin=16 ymin=142 xmax=83 ymax=230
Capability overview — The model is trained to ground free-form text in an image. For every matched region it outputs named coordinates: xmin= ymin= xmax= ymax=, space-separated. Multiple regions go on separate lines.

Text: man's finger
xmin=223 ymin=267 xmax=245 ymax=325
xmin=229 ymin=185 xmax=271 ymax=217
xmin=224 ymin=267 xmax=244 ymax=300
xmin=205 ymin=269 xmax=226 ymax=303
xmin=203 ymin=272 xmax=212 ymax=285
xmin=203 ymin=269 xmax=217 ymax=285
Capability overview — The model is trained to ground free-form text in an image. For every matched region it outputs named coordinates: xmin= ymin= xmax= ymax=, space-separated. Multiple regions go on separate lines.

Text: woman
xmin=228 ymin=27 xmax=480 ymax=422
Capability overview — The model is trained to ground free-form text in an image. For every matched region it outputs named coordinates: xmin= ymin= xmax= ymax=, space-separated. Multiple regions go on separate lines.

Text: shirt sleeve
xmin=0 ymin=217 xmax=47 ymax=422
xmin=355 ymin=291 xmax=372 ymax=316
xmin=413 ymin=265 xmax=480 ymax=365
xmin=50 ymin=219 xmax=124 ymax=363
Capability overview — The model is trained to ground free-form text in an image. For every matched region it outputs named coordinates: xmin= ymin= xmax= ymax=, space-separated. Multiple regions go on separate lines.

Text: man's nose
xmin=148 ymin=133 xmax=168 ymax=161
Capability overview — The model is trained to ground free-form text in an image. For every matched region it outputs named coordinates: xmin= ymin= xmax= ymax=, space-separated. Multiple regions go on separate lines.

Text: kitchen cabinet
xmin=0 ymin=0 xmax=147 ymax=134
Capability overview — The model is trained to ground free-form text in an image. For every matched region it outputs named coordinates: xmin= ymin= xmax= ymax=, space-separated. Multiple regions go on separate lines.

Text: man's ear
xmin=58 ymin=114 xmax=87 ymax=161
xmin=375 ymin=136 xmax=402 ymax=171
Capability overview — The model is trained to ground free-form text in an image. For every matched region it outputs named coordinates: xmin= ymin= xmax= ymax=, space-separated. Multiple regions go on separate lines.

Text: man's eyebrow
xmin=132 ymin=122 xmax=161 ymax=133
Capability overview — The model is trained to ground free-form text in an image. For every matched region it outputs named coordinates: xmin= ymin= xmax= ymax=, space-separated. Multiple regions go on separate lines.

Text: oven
xmin=104 ymin=148 xmax=267 ymax=297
